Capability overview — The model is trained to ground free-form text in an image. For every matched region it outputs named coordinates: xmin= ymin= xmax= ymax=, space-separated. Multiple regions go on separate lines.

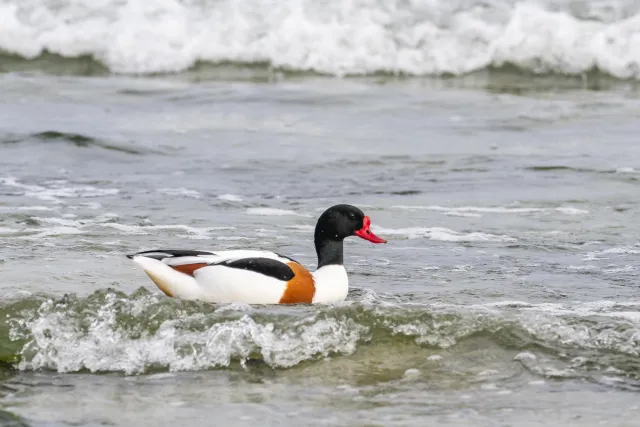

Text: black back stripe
xmin=217 ymin=258 xmax=295 ymax=281
xmin=129 ymin=249 xmax=215 ymax=260
xmin=149 ymin=249 xmax=215 ymax=257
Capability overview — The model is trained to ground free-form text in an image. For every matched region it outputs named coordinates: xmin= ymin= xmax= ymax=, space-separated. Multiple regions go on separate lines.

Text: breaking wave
xmin=3 ymin=288 xmax=640 ymax=382
xmin=1 ymin=0 xmax=640 ymax=79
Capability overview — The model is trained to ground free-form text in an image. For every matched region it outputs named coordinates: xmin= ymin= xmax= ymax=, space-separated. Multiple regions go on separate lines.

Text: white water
xmin=373 ymin=226 xmax=517 ymax=242
xmin=392 ymin=205 xmax=590 ymax=216
xmin=1 ymin=0 xmax=640 ymax=78
xmin=10 ymin=292 xmax=640 ymax=374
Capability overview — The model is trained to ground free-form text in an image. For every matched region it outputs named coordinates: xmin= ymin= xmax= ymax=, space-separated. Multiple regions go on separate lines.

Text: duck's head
xmin=314 ymin=204 xmax=386 ymax=244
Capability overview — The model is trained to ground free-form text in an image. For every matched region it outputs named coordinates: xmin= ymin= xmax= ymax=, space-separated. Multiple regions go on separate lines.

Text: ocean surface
xmin=1 ymin=0 xmax=640 ymax=426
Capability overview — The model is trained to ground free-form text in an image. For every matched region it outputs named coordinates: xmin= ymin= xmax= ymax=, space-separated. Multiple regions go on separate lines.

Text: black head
xmin=313 ymin=204 xmax=386 ymax=268
xmin=314 ymin=204 xmax=386 ymax=244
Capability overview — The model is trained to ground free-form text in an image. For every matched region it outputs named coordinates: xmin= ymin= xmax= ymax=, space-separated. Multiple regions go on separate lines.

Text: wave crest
xmin=1 ymin=0 xmax=640 ymax=79
xmin=10 ymin=290 xmax=368 ymax=374
xmin=5 ymin=290 xmax=640 ymax=377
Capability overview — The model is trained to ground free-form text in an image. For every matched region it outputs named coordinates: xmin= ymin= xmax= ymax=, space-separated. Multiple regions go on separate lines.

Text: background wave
xmin=1 ymin=0 xmax=640 ymax=79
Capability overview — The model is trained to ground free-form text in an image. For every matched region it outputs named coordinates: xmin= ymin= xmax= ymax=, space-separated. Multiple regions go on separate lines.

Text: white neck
xmin=312 ymin=265 xmax=348 ymax=303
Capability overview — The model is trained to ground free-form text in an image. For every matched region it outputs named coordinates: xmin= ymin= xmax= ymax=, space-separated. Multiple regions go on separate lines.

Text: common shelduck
xmin=127 ymin=204 xmax=387 ymax=304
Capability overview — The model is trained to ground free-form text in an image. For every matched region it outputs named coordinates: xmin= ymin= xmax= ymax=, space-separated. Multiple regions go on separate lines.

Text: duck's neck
xmin=314 ymin=224 xmax=345 ymax=268
xmin=313 ymin=229 xmax=348 ymax=303
xmin=314 ymin=239 xmax=344 ymax=269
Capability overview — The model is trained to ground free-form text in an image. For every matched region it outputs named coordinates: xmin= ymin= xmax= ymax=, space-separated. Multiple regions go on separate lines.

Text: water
xmin=2 ymin=1 xmax=640 ymax=426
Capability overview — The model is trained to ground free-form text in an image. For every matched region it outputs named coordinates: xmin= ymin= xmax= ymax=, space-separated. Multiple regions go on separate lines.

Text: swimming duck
xmin=127 ymin=204 xmax=386 ymax=304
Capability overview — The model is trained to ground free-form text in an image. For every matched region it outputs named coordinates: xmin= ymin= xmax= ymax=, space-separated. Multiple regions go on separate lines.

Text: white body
xmin=130 ymin=250 xmax=349 ymax=304
xmin=310 ymin=264 xmax=349 ymax=303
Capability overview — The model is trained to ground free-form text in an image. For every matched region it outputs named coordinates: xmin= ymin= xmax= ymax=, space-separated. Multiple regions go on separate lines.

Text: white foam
xmin=584 ymin=247 xmax=640 ymax=261
xmin=0 ymin=206 xmax=54 ymax=212
xmin=555 ymin=207 xmax=590 ymax=215
xmin=14 ymin=294 xmax=367 ymax=374
xmin=11 ymin=294 xmax=640 ymax=375
xmin=100 ymin=223 xmax=148 ymax=235
xmin=392 ymin=205 xmax=589 ymax=216
xmin=246 ymin=208 xmax=300 ymax=216
xmin=22 ymin=226 xmax=84 ymax=239
xmin=81 ymin=202 xmax=103 ymax=210
xmin=100 ymin=223 xmax=234 ymax=238
xmin=216 ymin=236 xmax=255 ymax=241
xmin=373 ymin=226 xmax=516 ymax=242
xmin=25 ymin=186 xmax=118 ymax=203
xmin=1 ymin=1 xmax=639 ymax=79
xmin=392 ymin=300 xmax=640 ymax=359
xmin=32 ymin=217 xmax=83 ymax=227
xmin=444 ymin=212 xmax=483 ymax=218
xmin=514 ymin=352 xmax=537 ymax=361
xmin=14 ymin=216 xmax=236 ymax=239
xmin=616 ymin=167 xmax=639 ymax=174
xmin=0 ymin=177 xmax=118 ymax=204
xmin=480 ymin=383 xmax=498 ymax=390
xmin=567 ymin=265 xmax=598 ymax=271
xmin=157 ymin=188 xmax=202 ymax=199
xmin=395 ymin=205 xmax=545 ymax=214
xmin=404 ymin=368 xmax=420 ymax=377
xmin=603 ymin=265 xmax=637 ymax=274
xmin=514 ymin=301 xmax=640 ymax=322
xmin=217 ymin=194 xmax=243 ymax=202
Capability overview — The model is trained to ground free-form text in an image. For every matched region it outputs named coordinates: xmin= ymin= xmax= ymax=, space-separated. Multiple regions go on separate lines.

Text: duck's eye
xmin=348 ymin=213 xmax=356 ymax=219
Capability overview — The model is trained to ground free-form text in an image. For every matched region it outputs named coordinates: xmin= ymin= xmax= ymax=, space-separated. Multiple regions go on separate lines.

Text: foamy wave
xmin=12 ymin=293 xmax=366 ymax=374
xmin=584 ymin=246 xmax=640 ymax=261
xmin=393 ymin=205 xmax=589 ymax=216
xmin=0 ymin=177 xmax=118 ymax=204
xmin=0 ymin=226 xmax=20 ymax=235
xmin=444 ymin=212 xmax=483 ymax=218
xmin=246 ymin=208 xmax=300 ymax=216
xmin=1 ymin=1 xmax=640 ymax=79
xmin=216 ymin=236 xmax=255 ymax=241
xmin=476 ymin=300 xmax=640 ymax=321
xmin=157 ymin=188 xmax=202 ymax=199
xmin=10 ymin=214 xmax=236 ymax=240
xmin=567 ymin=265 xmax=598 ymax=271
xmin=8 ymin=292 xmax=640 ymax=374
xmin=0 ymin=206 xmax=54 ymax=212
xmin=603 ymin=265 xmax=637 ymax=274
xmin=100 ymin=223 xmax=236 ymax=239
xmin=373 ymin=226 xmax=516 ymax=242
xmin=217 ymin=194 xmax=243 ymax=202
xmin=23 ymin=226 xmax=84 ymax=239
xmin=616 ymin=167 xmax=640 ymax=174
xmin=555 ymin=207 xmax=590 ymax=215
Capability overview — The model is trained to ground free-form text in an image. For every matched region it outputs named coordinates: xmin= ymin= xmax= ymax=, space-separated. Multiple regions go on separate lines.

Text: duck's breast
xmin=311 ymin=265 xmax=349 ymax=303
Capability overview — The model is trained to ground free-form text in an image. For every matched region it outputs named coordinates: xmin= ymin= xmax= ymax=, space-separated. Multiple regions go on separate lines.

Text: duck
xmin=127 ymin=204 xmax=387 ymax=304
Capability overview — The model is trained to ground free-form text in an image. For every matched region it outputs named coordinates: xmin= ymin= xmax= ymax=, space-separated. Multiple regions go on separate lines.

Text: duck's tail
xmin=128 ymin=253 xmax=202 ymax=299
